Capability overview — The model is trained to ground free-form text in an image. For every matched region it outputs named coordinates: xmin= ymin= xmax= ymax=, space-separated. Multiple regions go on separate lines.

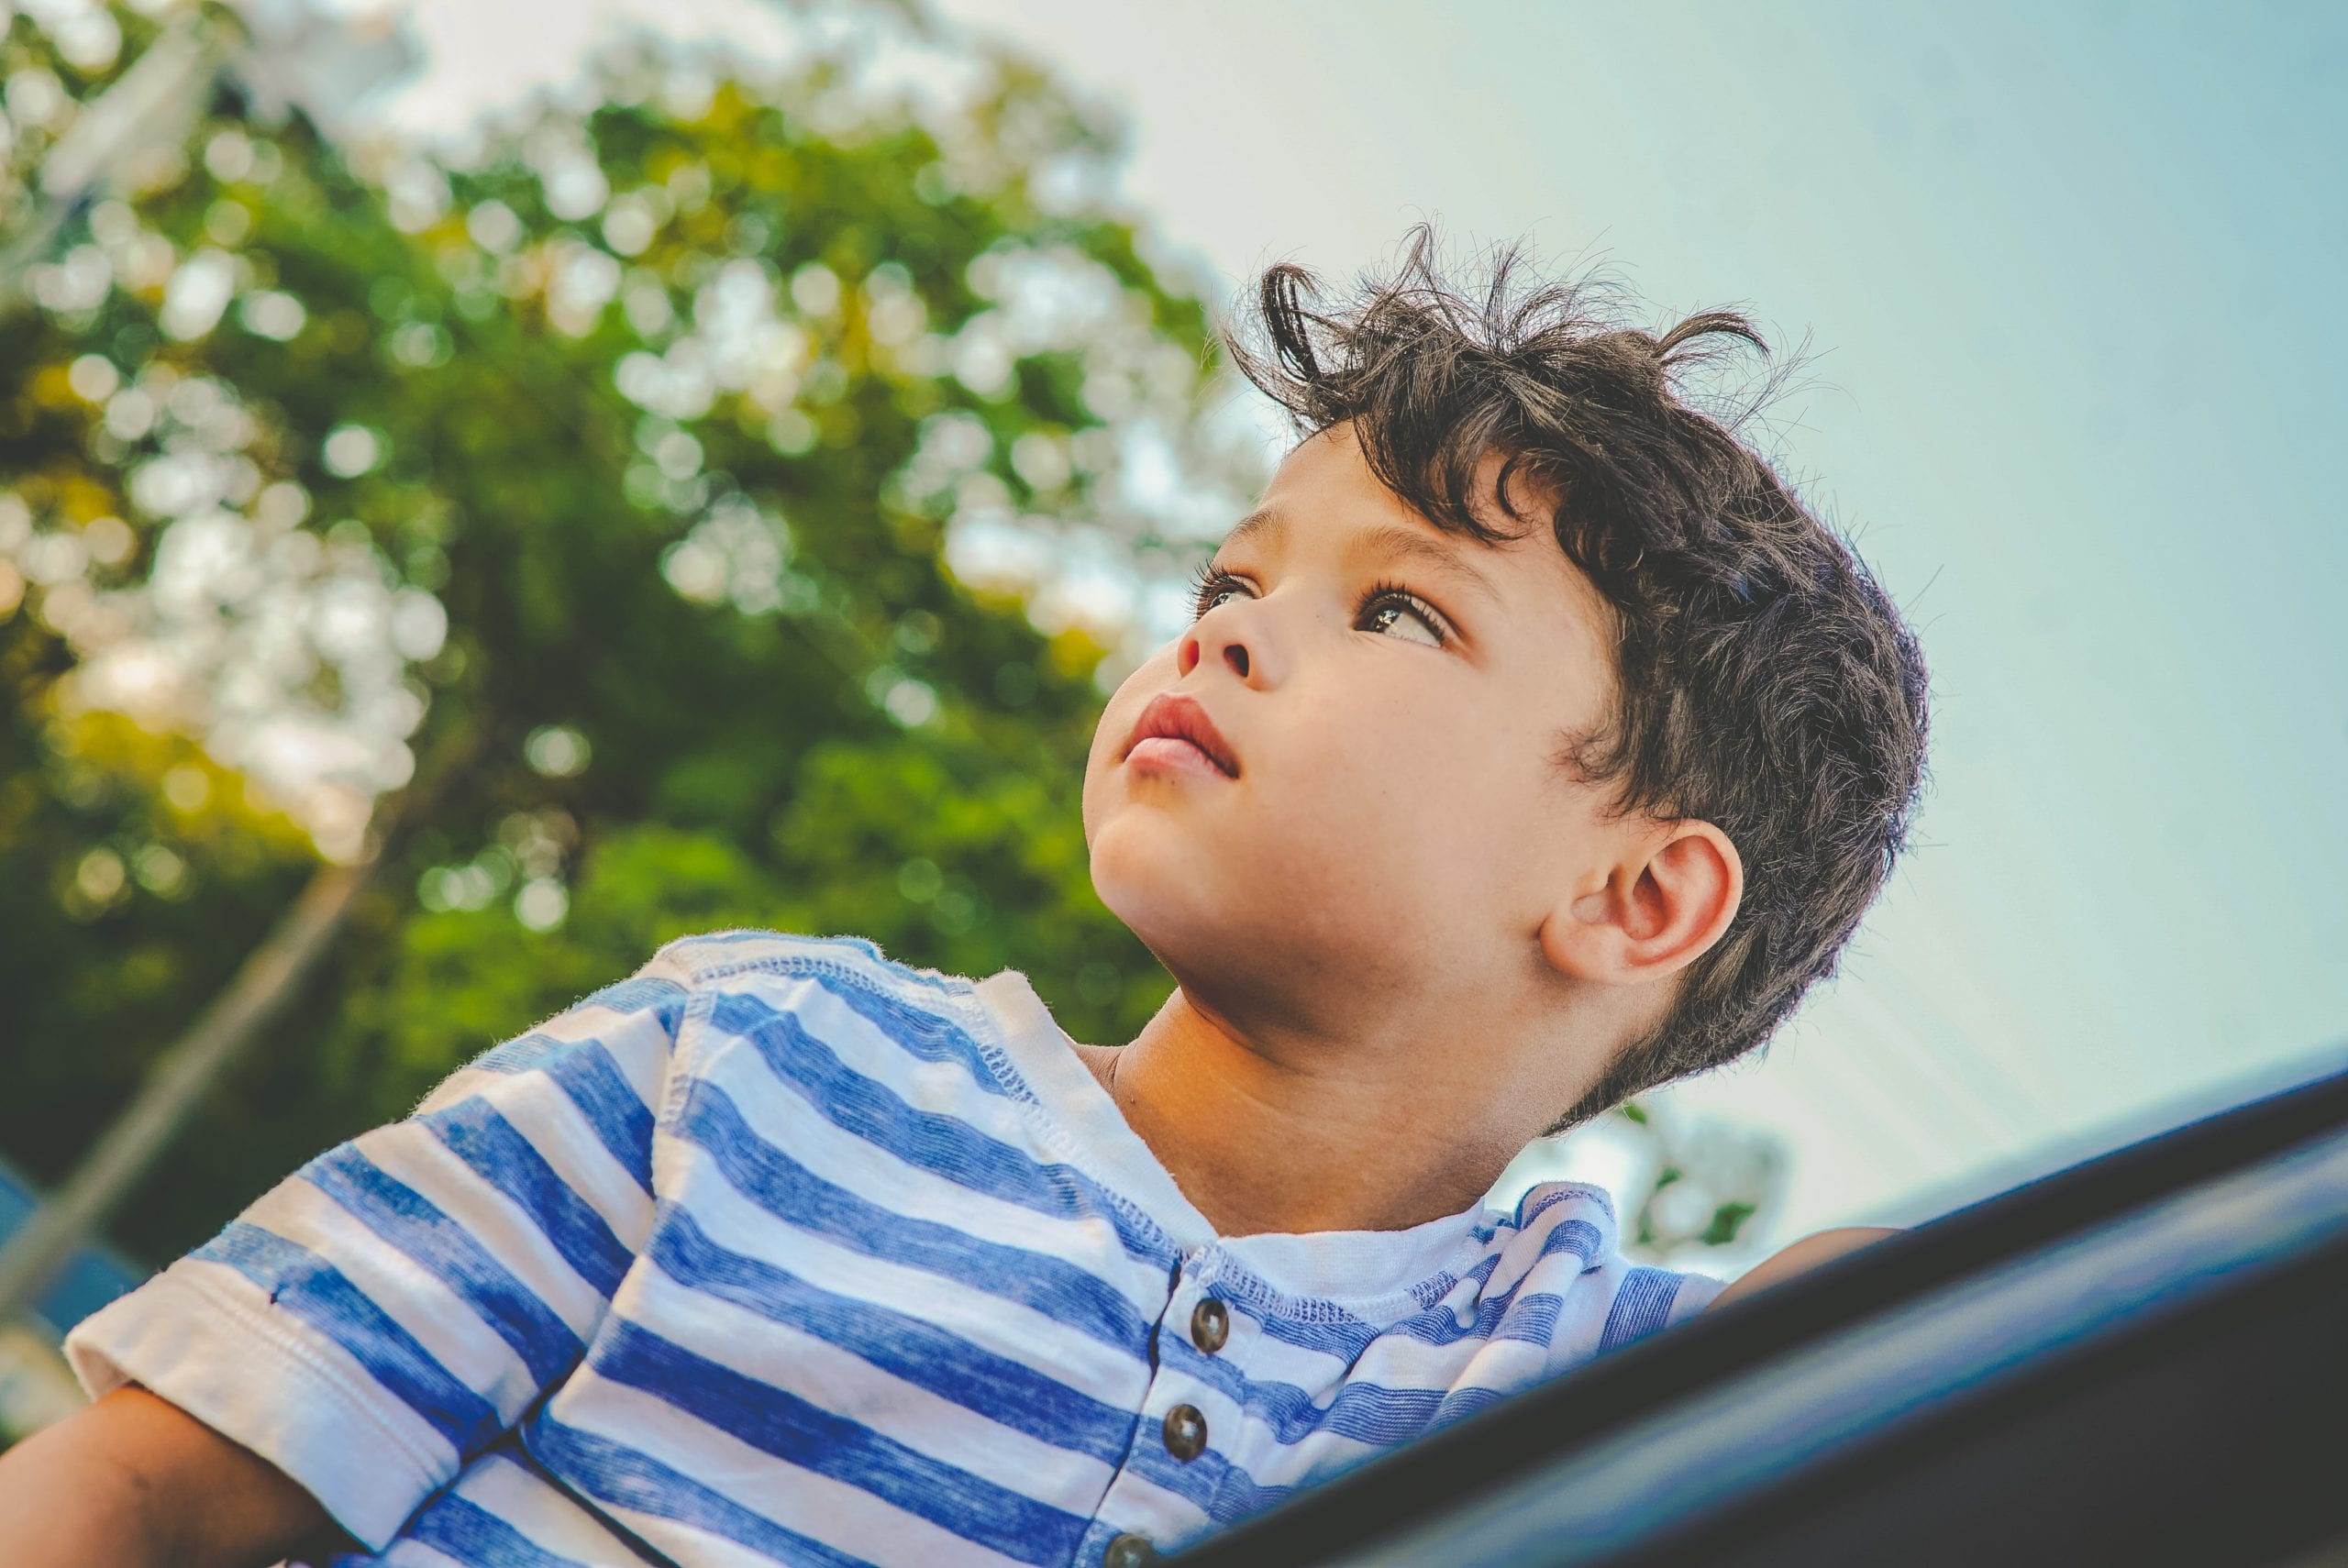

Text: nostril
xmin=1224 ymin=644 xmax=1249 ymax=679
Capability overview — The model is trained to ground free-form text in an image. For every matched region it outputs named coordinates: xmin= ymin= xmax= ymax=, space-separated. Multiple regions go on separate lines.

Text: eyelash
xmin=1185 ymin=563 xmax=1453 ymax=648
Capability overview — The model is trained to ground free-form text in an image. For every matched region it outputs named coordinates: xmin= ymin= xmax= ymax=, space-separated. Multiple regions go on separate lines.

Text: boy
xmin=0 ymin=233 xmax=1928 ymax=1566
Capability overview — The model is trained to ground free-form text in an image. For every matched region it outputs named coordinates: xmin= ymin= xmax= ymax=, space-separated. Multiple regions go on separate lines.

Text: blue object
xmin=0 ymin=1158 xmax=144 ymax=1341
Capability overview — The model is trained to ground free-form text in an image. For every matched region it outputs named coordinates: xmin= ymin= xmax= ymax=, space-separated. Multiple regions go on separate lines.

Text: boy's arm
xmin=52 ymin=945 xmax=698 ymax=1553
xmin=1702 ymin=1225 xmax=1902 ymax=1314
xmin=0 ymin=1386 xmax=345 ymax=1568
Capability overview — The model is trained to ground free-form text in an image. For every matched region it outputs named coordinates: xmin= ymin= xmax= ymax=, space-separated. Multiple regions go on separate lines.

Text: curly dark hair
xmin=1223 ymin=227 xmax=1931 ymax=1131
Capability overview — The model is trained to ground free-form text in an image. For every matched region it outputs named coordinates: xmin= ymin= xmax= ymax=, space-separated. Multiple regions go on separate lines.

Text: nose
xmin=1179 ymin=617 xmax=1255 ymax=683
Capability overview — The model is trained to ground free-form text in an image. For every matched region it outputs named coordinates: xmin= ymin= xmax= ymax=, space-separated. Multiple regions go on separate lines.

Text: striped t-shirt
xmin=66 ymin=930 xmax=1722 ymax=1566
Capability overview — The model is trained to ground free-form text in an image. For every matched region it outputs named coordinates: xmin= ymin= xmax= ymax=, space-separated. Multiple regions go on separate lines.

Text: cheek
xmin=1305 ymin=680 xmax=1540 ymax=882
xmin=1273 ymin=681 xmax=1492 ymax=855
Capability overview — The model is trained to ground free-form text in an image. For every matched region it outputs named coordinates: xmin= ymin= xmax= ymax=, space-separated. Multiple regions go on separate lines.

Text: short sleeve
xmin=1595 ymin=1264 xmax=1726 ymax=1353
xmin=62 ymin=946 xmax=695 ymax=1551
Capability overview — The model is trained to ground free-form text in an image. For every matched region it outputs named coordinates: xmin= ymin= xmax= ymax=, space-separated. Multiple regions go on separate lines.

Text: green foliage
xmin=1700 ymin=1200 xmax=1757 ymax=1248
xmin=1600 ymin=1104 xmax=1784 ymax=1264
xmin=0 ymin=4 xmax=1243 ymax=1261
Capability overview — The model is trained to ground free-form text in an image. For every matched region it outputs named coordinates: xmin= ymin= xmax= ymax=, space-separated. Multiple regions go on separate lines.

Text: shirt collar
xmin=966 ymin=967 xmax=1500 ymax=1310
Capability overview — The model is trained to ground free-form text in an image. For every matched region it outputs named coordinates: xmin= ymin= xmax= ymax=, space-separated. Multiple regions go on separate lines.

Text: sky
xmin=361 ymin=0 xmax=2348 ymax=1245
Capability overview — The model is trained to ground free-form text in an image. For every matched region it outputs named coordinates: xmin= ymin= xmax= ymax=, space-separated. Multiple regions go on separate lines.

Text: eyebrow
xmin=1221 ymin=506 xmax=1501 ymax=609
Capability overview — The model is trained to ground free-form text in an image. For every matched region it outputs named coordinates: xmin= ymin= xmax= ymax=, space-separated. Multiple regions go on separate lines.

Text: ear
xmin=1538 ymin=820 xmax=1744 ymax=988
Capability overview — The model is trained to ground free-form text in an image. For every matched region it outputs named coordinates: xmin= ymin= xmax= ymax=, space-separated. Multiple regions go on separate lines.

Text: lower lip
xmin=1127 ymin=735 xmax=1235 ymax=779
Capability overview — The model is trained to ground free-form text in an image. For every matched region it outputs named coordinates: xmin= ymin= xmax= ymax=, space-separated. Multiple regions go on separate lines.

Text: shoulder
xmin=649 ymin=927 xmax=974 ymax=998
xmin=1477 ymin=1180 xmax=1632 ymax=1305
xmin=1472 ymin=1185 xmax=1735 ymax=1363
xmin=645 ymin=928 xmax=1010 ymax=1096
xmin=1702 ymin=1225 xmax=1902 ymax=1314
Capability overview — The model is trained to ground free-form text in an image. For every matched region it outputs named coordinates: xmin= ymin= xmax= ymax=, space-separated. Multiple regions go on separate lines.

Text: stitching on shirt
xmin=1195 ymin=1251 xmax=1474 ymax=1324
xmin=934 ymin=979 xmax=1508 ymax=1320
xmin=690 ymin=938 xmax=1195 ymax=1265
xmin=943 ymin=973 xmax=1191 ymax=1262
xmin=645 ymin=929 xmax=1620 ymax=1323
xmin=171 ymin=1264 xmax=452 ymax=1494
xmin=662 ymin=941 xmax=1199 ymax=1273
xmin=649 ymin=966 xmax=725 ymax=1182
xmin=723 ymin=942 xmax=1196 ymax=1264
xmin=661 ymin=928 xmax=967 ymax=995
xmin=1514 ymin=1179 xmax=1619 ymax=1230
xmin=671 ymin=939 xmax=1044 ymax=1108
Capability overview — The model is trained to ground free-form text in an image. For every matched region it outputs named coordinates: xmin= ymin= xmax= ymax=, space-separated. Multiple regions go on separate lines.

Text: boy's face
xmin=1083 ymin=422 xmax=1634 ymax=1046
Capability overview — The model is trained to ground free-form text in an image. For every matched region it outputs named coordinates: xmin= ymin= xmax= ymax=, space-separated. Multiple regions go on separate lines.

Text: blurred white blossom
xmin=3 ymin=359 xmax=447 ymax=860
xmin=159 ymin=248 xmax=239 ymax=340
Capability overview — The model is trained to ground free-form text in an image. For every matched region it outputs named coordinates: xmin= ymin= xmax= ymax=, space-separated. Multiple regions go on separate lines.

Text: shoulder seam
xmin=651 ymin=928 xmax=972 ymax=995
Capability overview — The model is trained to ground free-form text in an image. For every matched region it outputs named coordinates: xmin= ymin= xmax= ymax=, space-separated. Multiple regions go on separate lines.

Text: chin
xmin=1089 ymin=823 xmax=1217 ymax=947
xmin=1090 ymin=825 xmax=1415 ymax=1008
xmin=1090 ymin=832 xmax=1257 ymax=976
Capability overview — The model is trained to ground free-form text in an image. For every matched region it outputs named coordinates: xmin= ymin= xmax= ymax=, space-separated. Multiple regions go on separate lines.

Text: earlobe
xmin=1539 ymin=822 xmax=1743 ymax=987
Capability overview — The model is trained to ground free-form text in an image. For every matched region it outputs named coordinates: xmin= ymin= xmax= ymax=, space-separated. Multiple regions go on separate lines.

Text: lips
xmin=1123 ymin=691 xmax=1239 ymax=778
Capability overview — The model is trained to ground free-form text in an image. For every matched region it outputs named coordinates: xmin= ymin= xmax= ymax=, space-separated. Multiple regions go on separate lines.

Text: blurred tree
xmin=0 ymin=0 xmax=1258 ymax=1264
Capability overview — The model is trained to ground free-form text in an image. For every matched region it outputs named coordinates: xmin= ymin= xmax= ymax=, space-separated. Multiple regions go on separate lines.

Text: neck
xmin=1073 ymin=982 xmax=1542 ymax=1237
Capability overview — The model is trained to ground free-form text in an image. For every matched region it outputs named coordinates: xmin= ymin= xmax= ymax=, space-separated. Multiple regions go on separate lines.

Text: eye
xmin=1188 ymin=563 xmax=1253 ymax=619
xmin=1357 ymin=581 xmax=1451 ymax=648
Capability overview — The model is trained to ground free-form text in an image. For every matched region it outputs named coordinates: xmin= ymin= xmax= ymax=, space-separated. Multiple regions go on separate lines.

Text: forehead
xmin=1242 ymin=425 xmax=1602 ymax=610
xmin=1257 ymin=423 xmax=1522 ymax=531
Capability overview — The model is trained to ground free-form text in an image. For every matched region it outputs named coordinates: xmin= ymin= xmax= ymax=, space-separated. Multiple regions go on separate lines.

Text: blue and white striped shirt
xmin=67 ymin=931 xmax=1722 ymax=1566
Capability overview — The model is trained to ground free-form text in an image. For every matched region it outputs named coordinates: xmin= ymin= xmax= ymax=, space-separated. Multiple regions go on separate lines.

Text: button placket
xmin=1091 ymin=1250 xmax=1224 ymax=1564
xmin=1164 ymin=1284 xmax=1224 ymax=1464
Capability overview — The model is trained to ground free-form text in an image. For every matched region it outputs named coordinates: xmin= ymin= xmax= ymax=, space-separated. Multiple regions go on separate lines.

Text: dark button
xmin=1190 ymin=1297 xmax=1229 ymax=1354
xmin=1162 ymin=1402 xmax=1208 ymax=1462
xmin=1103 ymin=1530 xmax=1158 ymax=1567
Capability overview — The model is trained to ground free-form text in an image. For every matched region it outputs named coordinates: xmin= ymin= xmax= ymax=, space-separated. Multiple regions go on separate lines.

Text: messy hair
xmin=1224 ymin=227 xmax=1930 ymax=1130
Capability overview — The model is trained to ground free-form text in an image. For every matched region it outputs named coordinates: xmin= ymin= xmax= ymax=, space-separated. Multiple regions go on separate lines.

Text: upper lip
xmin=1124 ymin=691 xmax=1240 ymax=777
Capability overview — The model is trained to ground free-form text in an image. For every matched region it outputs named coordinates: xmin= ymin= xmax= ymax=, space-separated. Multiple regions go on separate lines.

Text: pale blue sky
xmin=920 ymin=0 xmax=2348 ymax=1234
xmin=382 ymin=0 xmax=2347 ymax=1240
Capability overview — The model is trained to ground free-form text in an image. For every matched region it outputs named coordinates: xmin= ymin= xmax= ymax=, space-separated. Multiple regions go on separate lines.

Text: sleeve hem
xmin=63 ymin=1262 xmax=449 ymax=1551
